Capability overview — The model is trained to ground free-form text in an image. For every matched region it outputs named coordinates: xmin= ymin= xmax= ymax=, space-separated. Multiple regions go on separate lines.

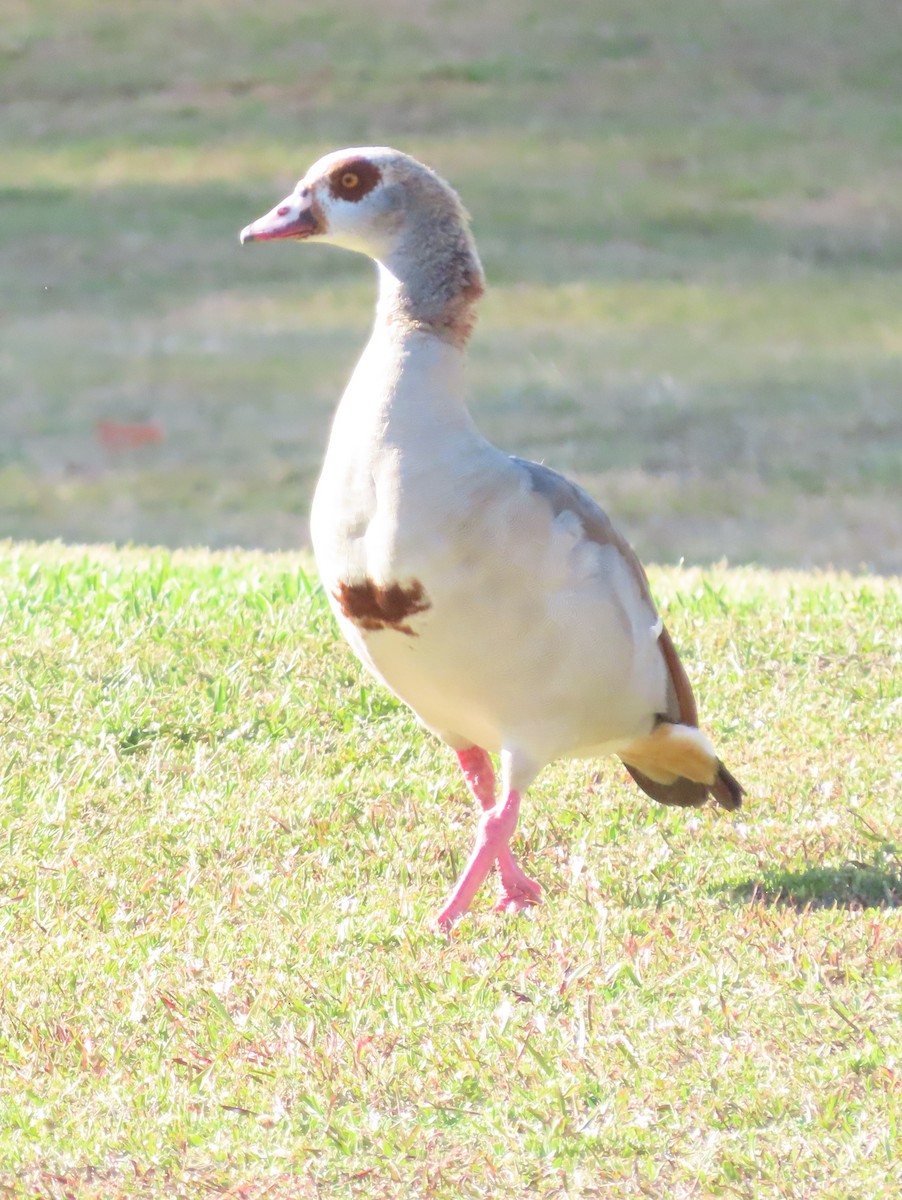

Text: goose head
xmin=240 ymin=146 xmax=485 ymax=342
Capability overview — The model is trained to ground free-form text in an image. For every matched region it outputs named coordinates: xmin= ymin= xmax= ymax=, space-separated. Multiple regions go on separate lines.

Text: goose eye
xmin=327 ymin=159 xmax=382 ymax=202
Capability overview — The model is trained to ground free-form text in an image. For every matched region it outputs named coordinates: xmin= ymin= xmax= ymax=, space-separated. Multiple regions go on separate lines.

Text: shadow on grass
xmin=731 ymin=859 xmax=902 ymax=911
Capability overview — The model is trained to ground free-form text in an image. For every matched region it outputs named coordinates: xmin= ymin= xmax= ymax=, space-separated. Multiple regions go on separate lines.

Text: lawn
xmin=2 ymin=1 xmax=902 ymax=1196
xmin=2 ymin=0 xmax=901 ymax=568
xmin=1 ymin=544 xmax=900 ymax=1197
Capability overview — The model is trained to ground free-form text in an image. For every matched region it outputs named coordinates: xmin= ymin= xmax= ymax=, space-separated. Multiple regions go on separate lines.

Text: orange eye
xmin=341 ymin=171 xmax=359 ymax=189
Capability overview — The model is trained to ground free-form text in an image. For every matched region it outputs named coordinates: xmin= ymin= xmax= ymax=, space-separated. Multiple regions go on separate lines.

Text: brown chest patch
xmin=334 ymin=578 xmax=431 ymax=636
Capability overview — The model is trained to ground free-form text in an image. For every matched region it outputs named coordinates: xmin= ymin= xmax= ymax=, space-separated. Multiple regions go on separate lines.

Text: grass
xmin=3 ymin=0 xmax=902 ymax=568
xmin=3 ymin=2 xmax=902 ymax=1195
xmin=2 ymin=542 xmax=901 ymax=1197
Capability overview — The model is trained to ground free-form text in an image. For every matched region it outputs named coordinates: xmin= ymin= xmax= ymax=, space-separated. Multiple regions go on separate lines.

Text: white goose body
xmin=241 ymin=146 xmax=743 ymax=927
xmin=312 ymin=319 xmax=668 ymax=767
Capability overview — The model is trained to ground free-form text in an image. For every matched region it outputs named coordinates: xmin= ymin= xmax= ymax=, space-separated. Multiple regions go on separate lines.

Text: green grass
xmin=3 ymin=0 xmax=902 ymax=568
xmin=3 ymin=3 xmax=902 ymax=1195
xmin=2 ymin=542 xmax=901 ymax=1197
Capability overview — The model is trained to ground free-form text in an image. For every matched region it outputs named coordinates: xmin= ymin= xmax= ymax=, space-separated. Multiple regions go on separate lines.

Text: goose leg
xmin=435 ymin=747 xmax=542 ymax=929
xmin=456 ymin=745 xmax=496 ymax=808
xmin=491 ymin=748 xmax=543 ymax=913
xmin=457 ymin=747 xmax=536 ymax=902
xmin=457 ymin=747 xmax=543 ymax=912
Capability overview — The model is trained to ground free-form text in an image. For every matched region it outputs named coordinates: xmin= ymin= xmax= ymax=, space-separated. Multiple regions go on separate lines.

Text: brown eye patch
xmin=327 ymin=157 xmax=382 ymax=202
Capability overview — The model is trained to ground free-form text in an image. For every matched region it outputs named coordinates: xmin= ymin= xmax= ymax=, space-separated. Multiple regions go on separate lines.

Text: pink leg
xmin=457 ymin=746 xmax=496 ymax=808
xmin=494 ymin=848 xmax=544 ymax=915
xmin=435 ymin=748 xmax=543 ymax=929
xmin=456 ymin=749 xmax=542 ymax=904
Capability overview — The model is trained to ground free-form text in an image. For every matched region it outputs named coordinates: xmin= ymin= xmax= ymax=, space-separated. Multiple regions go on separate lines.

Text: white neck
xmin=343 ymin=307 xmax=472 ymax=433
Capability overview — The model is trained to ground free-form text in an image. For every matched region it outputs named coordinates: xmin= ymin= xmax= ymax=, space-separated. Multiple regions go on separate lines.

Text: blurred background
xmin=2 ymin=0 xmax=900 ymax=570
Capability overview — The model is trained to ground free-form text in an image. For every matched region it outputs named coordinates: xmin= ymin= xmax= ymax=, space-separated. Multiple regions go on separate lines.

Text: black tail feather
xmin=623 ymin=759 xmax=744 ymax=811
xmin=622 ymin=762 xmax=708 ymax=808
xmin=711 ymin=760 xmax=744 ymax=811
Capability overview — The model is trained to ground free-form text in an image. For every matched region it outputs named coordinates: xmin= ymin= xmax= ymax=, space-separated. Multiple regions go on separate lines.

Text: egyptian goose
xmin=240 ymin=147 xmax=743 ymax=928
